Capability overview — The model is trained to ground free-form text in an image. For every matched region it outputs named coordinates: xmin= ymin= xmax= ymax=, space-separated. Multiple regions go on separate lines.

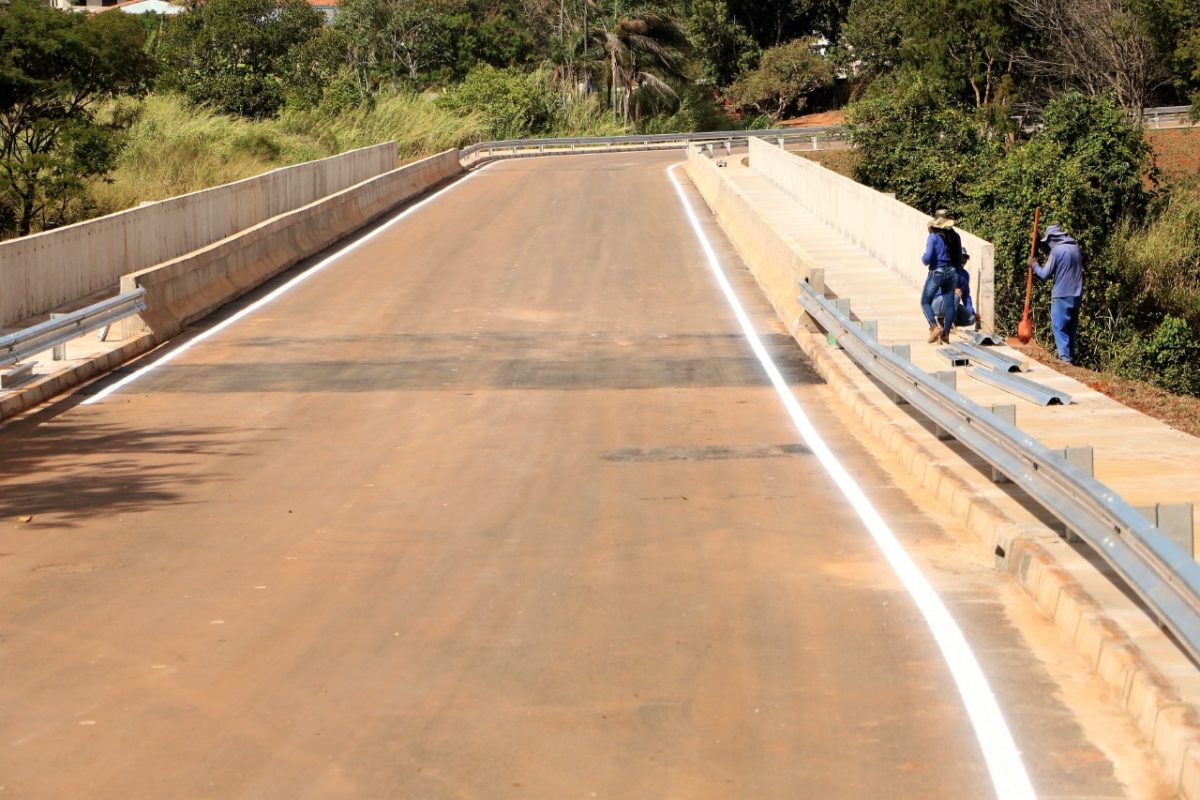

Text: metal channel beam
xmin=967 ymin=330 xmax=1004 ymax=346
xmin=797 ymin=280 xmax=1200 ymax=664
xmin=937 ymin=347 xmax=970 ymax=368
xmin=968 ymin=367 xmax=1072 ymax=406
xmin=953 ymin=342 xmax=1028 ymax=373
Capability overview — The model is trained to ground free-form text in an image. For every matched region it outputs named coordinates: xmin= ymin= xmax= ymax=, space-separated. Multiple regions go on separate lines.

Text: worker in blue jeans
xmin=921 ymin=210 xmax=963 ymax=344
xmin=1027 ymin=224 xmax=1084 ymax=363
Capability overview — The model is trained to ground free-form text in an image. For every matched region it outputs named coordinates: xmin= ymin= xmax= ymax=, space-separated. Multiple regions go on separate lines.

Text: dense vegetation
xmin=3 ymin=0 xmax=1200 ymax=396
xmin=839 ymin=0 xmax=1200 ymax=395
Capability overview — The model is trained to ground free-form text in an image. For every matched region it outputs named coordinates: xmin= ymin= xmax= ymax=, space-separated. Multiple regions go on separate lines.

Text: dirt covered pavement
xmin=0 ymin=152 xmax=1165 ymax=798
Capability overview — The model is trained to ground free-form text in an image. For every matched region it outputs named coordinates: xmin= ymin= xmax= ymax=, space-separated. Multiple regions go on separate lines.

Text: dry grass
xmin=794 ymin=147 xmax=858 ymax=178
xmin=90 ymin=93 xmax=487 ymax=215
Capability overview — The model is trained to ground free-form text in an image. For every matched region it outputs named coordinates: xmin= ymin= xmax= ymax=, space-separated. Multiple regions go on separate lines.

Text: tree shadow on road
xmin=0 ymin=417 xmax=245 ymax=529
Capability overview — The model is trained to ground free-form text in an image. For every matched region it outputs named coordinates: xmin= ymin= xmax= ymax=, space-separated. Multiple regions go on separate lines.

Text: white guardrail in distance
xmin=460 ymin=104 xmax=1194 ymax=163
xmin=0 ymin=289 xmax=146 ymax=371
xmin=459 ymin=127 xmax=847 ymax=163
xmin=797 ymin=280 xmax=1200 ymax=664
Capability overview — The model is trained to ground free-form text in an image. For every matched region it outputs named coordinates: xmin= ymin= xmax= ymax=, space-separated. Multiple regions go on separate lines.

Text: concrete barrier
xmin=747 ymin=137 xmax=996 ymax=330
xmin=121 ymin=150 xmax=462 ymax=338
xmin=684 ymin=147 xmax=823 ymax=330
xmin=0 ymin=142 xmax=398 ymax=328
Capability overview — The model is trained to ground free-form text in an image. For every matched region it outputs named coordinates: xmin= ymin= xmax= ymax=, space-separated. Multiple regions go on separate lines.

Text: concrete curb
xmin=0 ymin=332 xmax=157 ymax=423
xmin=682 ymin=152 xmax=1200 ymax=799
xmin=1 ymin=150 xmax=463 ymax=426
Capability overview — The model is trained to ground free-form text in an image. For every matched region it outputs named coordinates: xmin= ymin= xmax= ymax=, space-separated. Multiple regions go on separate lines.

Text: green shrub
xmin=435 ymin=65 xmax=557 ymax=139
xmin=847 ymin=71 xmax=997 ymax=215
xmin=1139 ymin=316 xmax=1200 ymax=394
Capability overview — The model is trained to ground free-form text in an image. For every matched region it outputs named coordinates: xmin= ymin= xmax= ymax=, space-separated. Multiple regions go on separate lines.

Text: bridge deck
xmin=0 ymin=152 xmax=1164 ymax=797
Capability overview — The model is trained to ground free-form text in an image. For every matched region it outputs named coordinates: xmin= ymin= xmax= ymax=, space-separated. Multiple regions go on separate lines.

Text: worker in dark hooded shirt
xmin=1027 ymin=224 xmax=1084 ymax=363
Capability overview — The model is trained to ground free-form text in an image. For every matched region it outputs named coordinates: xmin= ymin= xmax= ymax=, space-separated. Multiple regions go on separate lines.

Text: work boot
xmin=939 ymin=329 xmax=951 ymax=345
xmin=927 ymin=323 xmax=942 ymax=343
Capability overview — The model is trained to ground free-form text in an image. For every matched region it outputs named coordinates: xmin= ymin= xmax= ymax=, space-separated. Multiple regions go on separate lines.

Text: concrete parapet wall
xmin=685 ymin=147 xmax=822 ymax=323
xmin=0 ymin=142 xmax=398 ymax=328
xmin=747 ymin=137 xmax=995 ymax=330
xmin=122 ymin=150 xmax=461 ymax=338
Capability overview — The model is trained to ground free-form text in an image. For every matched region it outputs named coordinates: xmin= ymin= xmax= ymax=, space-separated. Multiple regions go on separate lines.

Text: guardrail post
xmin=724 ymin=141 xmax=732 ymax=155
xmin=811 ymin=136 xmax=819 ymax=151
xmin=805 ymin=269 xmax=825 ymax=295
xmin=861 ymin=320 xmax=878 ymax=340
xmin=829 ymin=298 xmax=851 ymax=348
xmin=1136 ymin=503 xmax=1195 ymax=556
xmin=50 ymin=313 xmax=67 ymax=360
xmin=1061 ymin=446 xmax=1094 ymax=478
xmin=777 ymin=137 xmax=785 ymax=149
xmin=934 ymin=371 xmax=957 ymax=439
xmin=989 ymin=405 xmax=1016 ymax=482
xmin=887 ymin=345 xmax=911 ymax=405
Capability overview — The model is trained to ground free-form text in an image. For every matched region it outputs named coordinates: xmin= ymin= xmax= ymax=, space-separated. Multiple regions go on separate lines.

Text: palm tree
xmin=586 ymin=5 xmax=690 ymax=123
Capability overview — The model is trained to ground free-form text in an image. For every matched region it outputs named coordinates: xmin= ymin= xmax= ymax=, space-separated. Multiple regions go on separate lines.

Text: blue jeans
xmin=921 ymin=268 xmax=957 ymax=333
xmin=1051 ymin=296 xmax=1081 ymax=362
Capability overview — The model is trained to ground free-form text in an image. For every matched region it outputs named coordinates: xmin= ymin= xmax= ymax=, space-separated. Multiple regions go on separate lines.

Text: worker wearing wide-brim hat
xmin=920 ymin=209 xmax=964 ymax=344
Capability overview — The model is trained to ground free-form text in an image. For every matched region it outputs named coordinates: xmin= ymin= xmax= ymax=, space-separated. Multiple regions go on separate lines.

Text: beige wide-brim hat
xmin=929 ymin=209 xmax=956 ymax=229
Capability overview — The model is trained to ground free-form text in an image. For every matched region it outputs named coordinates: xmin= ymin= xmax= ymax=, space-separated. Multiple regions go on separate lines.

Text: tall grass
xmin=90 ymin=93 xmax=488 ymax=215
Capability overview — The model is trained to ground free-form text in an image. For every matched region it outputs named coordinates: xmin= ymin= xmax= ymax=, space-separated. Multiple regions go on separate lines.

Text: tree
xmin=848 ymin=71 xmax=996 ymax=214
xmin=835 ymin=0 xmax=902 ymax=83
xmin=435 ymin=64 xmax=556 ymax=138
xmin=726 ymin=0 xmax=848 ymax=49
xmin=587 ymin=7 xmax=690 ymax=124
xmin=160 ymin=0 xmax=324 ymax=118
xmin=897 ymin=0 xmax=1021 ymax=110
xmin=0 ymin=0 xmax=154 ymax=237
xmin=1009 ymin=0 xmax=1169 ymax=115
xmin=686 ymin=0 xmax=760 ymax=86
xmin=727 ymin=38 xmax=832 ymax=121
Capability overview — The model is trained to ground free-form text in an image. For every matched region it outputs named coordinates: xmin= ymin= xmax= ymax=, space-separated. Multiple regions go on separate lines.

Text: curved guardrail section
xmin=0 ymin=289 xmax=147 ymax=370
xmin=797 ymin=279 xmax=1200 ymax=664
xmin=460 ymin=126 xmax=846 ymax=163
xmin=460 ymin=104 xmax=1191 ymax=163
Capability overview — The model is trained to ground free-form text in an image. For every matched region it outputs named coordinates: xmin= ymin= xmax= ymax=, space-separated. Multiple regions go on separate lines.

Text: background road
xmin=0 ymin=153 xmax=1160 ymax=798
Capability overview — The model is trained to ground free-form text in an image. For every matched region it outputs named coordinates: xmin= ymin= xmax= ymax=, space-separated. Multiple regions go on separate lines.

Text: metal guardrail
xmin=459 ymin=126 xmax=846 ymax=162
xmin=462 ymin=103 xmax=1193 ymax=162
xmin=0 ymin=289 xmax=146 ymax=370
xmin=797 ymin=279 xmax=1200 ymax=664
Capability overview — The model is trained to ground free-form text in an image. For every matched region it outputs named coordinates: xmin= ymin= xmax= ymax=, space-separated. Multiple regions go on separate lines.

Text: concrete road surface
xmin=0 ymin=153 xmax=1165 ymax=798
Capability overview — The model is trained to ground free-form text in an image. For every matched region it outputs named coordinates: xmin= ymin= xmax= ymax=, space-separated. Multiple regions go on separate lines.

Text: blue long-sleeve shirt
xmin=1034 ymin=226 xmax=1083 ymax=298
xmin=922 ymin=228 xmax=963 ymax=272
xmin=956 ymin=267 xmax=976 ymax=319
xmin=922 ymin=232 xmax=954 ymax=271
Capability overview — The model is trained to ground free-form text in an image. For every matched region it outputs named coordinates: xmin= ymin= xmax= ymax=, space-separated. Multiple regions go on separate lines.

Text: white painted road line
xmin=82 ymin=168 xmax=488 ymax=405
xmin=666 ymin=163 xmax=1036 ymax=800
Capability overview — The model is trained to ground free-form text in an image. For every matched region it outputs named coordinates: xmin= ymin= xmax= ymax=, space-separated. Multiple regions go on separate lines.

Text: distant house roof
xmin=99 ymin=0 xmax=186 ymax=13
xmin=307 ymin=0 xmax=336 ymax=22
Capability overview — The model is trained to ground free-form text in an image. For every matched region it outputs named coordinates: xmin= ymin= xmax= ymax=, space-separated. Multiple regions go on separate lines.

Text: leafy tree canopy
xmin=727 ymin=38 xmax=833 ymax=122
xmin=160 ymin=0 xmax=324 ymax=118
xmin=0 ymin=0 xmax=154 ymax=236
